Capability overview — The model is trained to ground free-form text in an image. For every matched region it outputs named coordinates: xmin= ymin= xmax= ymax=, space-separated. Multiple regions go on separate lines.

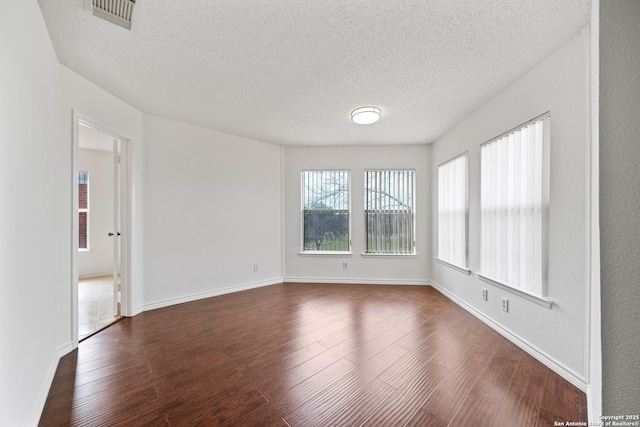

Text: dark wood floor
xmin=40 ymin=283 xmax=587 ymax=426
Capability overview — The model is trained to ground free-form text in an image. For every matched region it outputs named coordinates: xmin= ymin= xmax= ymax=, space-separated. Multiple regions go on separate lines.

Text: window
xmin=438 ymin=153 xmax=469 ymax=271
xmin=365 ymin=170 xmax=415 ymax=254
xmin=302 ymin=170 xmax=350 ymax=252
xmin=78 ymin=171 xmax=89 ymax=250
xmin=479 ymin=114 xmax=549 ymax=299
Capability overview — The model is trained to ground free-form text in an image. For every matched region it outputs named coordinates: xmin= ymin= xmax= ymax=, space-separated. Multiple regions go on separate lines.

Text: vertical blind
xmin=302 ymin=171 xmax=350 ymax=251
xmin=480 ymin=115 xmax=548 ymax=296
xmin=438 ymin=153 xmax=468 ymax=268
xmin=365 ymin=170 xmax=415 ymax=254
xmin=78 ymin=172 xmax=89 ymax=250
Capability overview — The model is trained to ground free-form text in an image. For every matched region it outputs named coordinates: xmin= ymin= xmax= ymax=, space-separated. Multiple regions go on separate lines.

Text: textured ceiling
xmin=38 ymin=0 xmax=590 ymax=146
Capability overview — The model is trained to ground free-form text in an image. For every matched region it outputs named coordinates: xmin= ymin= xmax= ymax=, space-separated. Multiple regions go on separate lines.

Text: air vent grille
xmin=92 ymin=0 xmax=135 ymax=30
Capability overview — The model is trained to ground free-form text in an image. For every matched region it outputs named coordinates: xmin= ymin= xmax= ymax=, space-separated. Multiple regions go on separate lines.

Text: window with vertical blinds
xmin=479 ymin=114 xmax=549 ymax=297
xmin=78 ymin=171 xmax=89 ymax=250
xmin=437 ymin=153 xmax=468 ymax=271
xmin=365 ymin=170 xmax=415 ymax=254
xmin=302 ymin=170 xmax=350 ymax=252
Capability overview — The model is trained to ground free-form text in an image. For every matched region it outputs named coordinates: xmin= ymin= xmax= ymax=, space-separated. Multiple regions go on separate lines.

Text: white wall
xmin=429 ymin=32 xmax=589 ymax=387
xmin=599 ymin=0 xmax=640 ymax=414
xmin=0 ymin=2 xmax=146 ymax=424
xmin=142 ymin=115 xmax=282 ymax=309
xmin=284 ymin=145 xmax=431 ymax=284
xmin=0 ymin=1 xmax=66 ymax=425
xmin=78 ymin=148 xmax=114 ymax=277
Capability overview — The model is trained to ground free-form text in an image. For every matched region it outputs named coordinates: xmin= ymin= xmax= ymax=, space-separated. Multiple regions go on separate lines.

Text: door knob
xmin=108 ymin=232 xmax=121 ymax=237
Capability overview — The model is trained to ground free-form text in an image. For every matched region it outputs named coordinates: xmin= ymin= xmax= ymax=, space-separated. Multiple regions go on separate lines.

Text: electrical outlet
xmin=253 ymin=264 xmax=259 ymax=273
xmin=482 ymin=288 xmax=488 ymax=301
xmin=501 ymin=297 xmax=509 ymax=313
xmin=342 ymin=261 xmax=348 ymax=269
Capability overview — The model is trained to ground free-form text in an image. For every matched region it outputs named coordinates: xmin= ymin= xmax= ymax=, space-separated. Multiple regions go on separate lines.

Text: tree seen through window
xmin=302 ymin=170 xmax=350 ymax=252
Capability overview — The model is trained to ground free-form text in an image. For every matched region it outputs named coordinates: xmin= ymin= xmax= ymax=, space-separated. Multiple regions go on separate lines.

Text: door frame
xmin=71 ymin=110 xmax=133 ymax=348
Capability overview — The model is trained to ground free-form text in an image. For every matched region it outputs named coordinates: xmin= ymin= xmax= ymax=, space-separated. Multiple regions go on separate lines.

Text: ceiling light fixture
xmin=351 ymin=106 xmax=381 ymax=125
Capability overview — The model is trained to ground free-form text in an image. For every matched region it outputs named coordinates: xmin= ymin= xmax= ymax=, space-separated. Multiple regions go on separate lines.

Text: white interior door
xmin=111 ymin=139 xmax=121 ymax=316
xmin=73 ymin=113 xmax=132 ymax=346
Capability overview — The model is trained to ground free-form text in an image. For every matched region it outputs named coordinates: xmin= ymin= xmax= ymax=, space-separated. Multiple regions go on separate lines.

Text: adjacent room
xmin=77 ymin=123 xmax=123 ymax=339
xmin=1 ymin=0 xmax=639 ymax=426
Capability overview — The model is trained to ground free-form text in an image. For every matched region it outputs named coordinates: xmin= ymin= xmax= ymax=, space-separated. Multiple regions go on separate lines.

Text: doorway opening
xmin=72 ymin=113 xmax=132 ymax=345
xmin=78 ymin=275 xmax=120 ymax=340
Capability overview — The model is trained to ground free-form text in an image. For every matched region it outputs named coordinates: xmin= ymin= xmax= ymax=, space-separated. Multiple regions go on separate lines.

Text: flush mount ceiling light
xmin=351 ymin=106 xmax=381 ymax=125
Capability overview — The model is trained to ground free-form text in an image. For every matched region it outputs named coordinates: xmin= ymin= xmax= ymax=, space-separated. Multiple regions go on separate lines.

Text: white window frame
xmin=437 ymin=152 xmax=470 ymax=274
xmin=78 ymin=171 xmax=90 ymax=252
xmin=363 ymin=169 xmax=416 ymax=256
xmin=300 ymin=170 xmax=352 ymax=254
xmin=477 ymin=112 xmax=552 ymax=308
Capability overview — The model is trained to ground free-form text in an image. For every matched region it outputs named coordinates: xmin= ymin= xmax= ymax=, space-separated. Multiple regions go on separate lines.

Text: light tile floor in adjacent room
xmin=78 ymin=276 xmax=118 ymax=340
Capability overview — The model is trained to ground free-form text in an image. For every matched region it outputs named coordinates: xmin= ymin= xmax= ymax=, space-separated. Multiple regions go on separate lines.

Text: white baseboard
xmin=284 ymin=277 xmax=430 ymax=286
xmin=132 ymin=305 xmax=144 ymax=316
xmin=429 ymin=280 xmax=588 ymax=392
xmin=30 ymin=341 xmax=74 ymax=427
xmin=143 ymin=277 xmax=284 ymax=312
xmin=57 ymin=341 xmax=75 ymax=358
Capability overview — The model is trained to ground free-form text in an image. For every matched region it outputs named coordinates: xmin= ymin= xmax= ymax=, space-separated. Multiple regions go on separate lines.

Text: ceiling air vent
xmin=92 ymin=0 xmax=135 ymax=30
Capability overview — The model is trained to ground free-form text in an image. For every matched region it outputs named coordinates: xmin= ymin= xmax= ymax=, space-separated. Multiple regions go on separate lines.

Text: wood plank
xmin=177 ymin=387 xmax=269 ymax=426
xmin=447 ymin=339 xmax=523 ymax=427
xmin=257 ymin=357 xmax=358 ymax=413
xmin=283 ymin=344 xmax=407 ymax=426
xmin=539 ymin=369 xmax=583 ymax=420
xmin=315 ymin=378 xmax=396 ymax=427
xmin=394 ymin=319 xmax=439 ymax=350
xmin=344 ymin=316 xmax=426 ymax=364
xmin=361 ymin=360 xmax=450 ymax=427
xmin=377 ymin=328 xmax=447 ymax=389
xmin=536 ymin=407 xmax=564 ymax=427
xmin=405 ymin=408 xmax=449 ymax=427
xmin=231 ymin=405 xmax=290 ymax=427
xmin=492 ymin=352 xmax=548 ymax=426
xmin=447 ymin=378 xmax=506 ymax=427
xmin=43 ymin=384 xmax=159 ymax=427
xmin=321 ymin=327 xmax=378 ymax=349
xmin=236 ymin=342 xmax=328 ymax=377
xmin=421 ymin=341 xmax=496 ymax=422
xmin=38 ymin=283 xmax=588 ymax=426
xmin=283 ymin=370 xmax=370 ymax=426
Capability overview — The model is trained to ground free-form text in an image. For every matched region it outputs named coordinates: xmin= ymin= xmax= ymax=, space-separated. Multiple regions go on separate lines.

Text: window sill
xmin=476 ymin=272 xmax=553 ymax=309
xmin=298 ymin=251 xmax=353 ymax=257
xmin=436 ymin=258 xmax=471 ymax=275
xmin=361 ymin=253 xmax=417 ymax=259
xmin=78 ymin=248 xmax=91 ymax=253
